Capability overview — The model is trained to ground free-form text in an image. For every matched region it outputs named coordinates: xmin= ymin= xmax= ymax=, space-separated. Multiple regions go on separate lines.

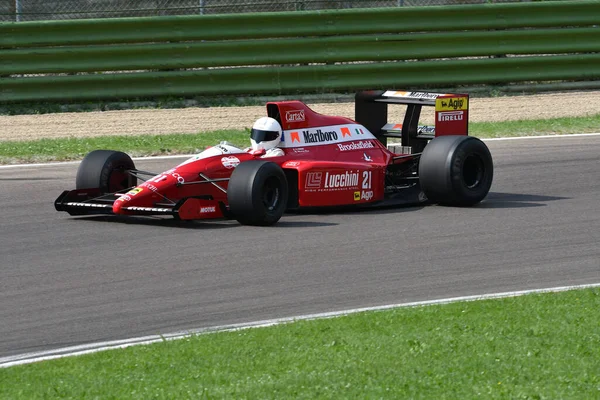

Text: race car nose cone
xmin=112 ymin=187 xmax=145 ymax=214
xmin=112 ymin=194 xmax=129 ymax=214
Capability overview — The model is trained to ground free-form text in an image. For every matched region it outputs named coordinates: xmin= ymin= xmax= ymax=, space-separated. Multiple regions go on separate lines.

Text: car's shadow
xmin=266 ymin=220 xmax=338 ymax=228
xmin=475 ymin=192 xmax=569 ymax=209
xmin=288 ymin=191 xmax=568 ymax=216
xmin=288 ymin=203 xmax=426 ymax=217
xmin=74 ymin=215 xmax=337 ymax=229
xmin=0 ymin=177 xmax=60 ymax=181
xmin=75 ymin=215 xmax=237 ymax=229
xmin=70 ymin=191 xmax=564 ymax=227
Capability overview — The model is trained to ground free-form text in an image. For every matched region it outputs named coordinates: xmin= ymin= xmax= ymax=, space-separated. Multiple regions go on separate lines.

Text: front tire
xmin=76 ymin=150 xmax=137 ymax=193
xmin=227 ymin=160 xmax=288 ymax=226
xmin=418 ymin=135 xmax=493 ymax=206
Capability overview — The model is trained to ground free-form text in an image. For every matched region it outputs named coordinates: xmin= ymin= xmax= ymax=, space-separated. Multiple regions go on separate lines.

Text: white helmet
xmin=250 ymin=117 xmax=282 ymax=151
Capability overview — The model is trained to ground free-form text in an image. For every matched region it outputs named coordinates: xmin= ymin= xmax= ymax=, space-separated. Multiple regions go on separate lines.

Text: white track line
xmin=483 ymin=132 xmax=600 ymax=141
xmin=2 ymin=282 xmax=599 ymax=368
xmin=0 ymin=154 xmax=195 ymax=170
xmin=2 ymin=132 xmax=600 ymax=170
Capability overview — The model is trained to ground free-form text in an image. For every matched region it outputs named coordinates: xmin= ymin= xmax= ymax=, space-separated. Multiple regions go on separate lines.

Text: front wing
xmin=54 ymin=189 xmax=227 ymax=220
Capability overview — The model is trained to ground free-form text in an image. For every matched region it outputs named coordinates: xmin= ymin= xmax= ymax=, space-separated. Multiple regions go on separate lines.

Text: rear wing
xmin=355 ymin=90 xmax=469 ymax=153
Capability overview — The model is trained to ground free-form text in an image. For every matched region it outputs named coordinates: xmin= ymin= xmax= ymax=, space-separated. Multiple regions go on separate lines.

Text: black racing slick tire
xmin=75 ymin=150 xmax=137 ymax=194
xmin=227 ymin=160 xmax=289 ymax=226
xmin=418 ymin=135 xmax=493 ymax=206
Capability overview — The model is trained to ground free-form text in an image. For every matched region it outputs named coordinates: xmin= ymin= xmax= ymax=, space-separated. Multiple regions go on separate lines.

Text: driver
xmin=249 ymin=117 xmax=285 ymax=157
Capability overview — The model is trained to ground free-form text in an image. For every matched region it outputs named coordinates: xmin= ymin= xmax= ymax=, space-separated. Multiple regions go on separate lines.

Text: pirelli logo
xmin=436 ymin=97 xmax=468 ymax=112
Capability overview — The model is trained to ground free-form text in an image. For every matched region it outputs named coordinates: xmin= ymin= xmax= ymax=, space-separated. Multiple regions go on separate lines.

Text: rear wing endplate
xmin=355 ymin=90 xmax=469 ymax=153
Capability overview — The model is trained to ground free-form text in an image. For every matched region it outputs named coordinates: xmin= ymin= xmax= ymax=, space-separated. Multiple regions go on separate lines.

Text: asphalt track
xmin=1 ymin=135 xmax=599 ymax=359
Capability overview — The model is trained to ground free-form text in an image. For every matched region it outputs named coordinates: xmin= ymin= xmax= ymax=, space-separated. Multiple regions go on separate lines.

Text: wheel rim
xmin=262 ymin=177 xmax=281 ymax=212
xmin=462 ymin=154 xmax=485 ymax=189
xmin=107 ymin=168 xmax=130 ymax=192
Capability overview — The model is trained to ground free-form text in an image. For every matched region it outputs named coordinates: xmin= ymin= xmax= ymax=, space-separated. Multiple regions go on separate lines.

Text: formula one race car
xmin=55 ymin=90 xmax=493 ymax=226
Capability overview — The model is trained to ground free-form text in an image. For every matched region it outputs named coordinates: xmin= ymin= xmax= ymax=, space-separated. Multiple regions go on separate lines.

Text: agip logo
xmin=436 ymin=96 xmax=468 ymax=111
xmin=126 ymin=188 xmax=143 ymax=196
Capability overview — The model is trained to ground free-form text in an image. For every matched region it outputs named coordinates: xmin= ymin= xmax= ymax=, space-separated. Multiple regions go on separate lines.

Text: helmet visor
xmin=251 ymin=128 xmax=280 ymax=143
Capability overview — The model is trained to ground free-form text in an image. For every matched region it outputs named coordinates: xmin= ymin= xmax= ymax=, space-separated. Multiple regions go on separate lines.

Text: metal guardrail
xmin=4 ymin=28 xmax=600 ymax=75
xmin=1 ymin=0 xmax=599 ymax=103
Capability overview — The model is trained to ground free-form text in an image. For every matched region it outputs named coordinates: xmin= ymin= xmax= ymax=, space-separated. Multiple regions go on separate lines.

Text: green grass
xmin=1 ymin=288 xmax=598 ymax=399
xmin=1 ymin=114 xmax=599 ymax=164
xmin=0 ymin=130 xmax=249 ymax=164
xmin=470 ymin=114 xmax=600 ymax=138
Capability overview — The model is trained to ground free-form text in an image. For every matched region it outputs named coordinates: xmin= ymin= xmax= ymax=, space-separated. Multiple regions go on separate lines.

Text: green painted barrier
xmin=1 ymin=1 xmax=599 ymax=48
xmin=4 ymin=54 xmax=600 ymax=103
xmin=3 ymin=27 xmax=600 ymax=76
xmin=1 ymin=0 xmax=599 ymax=103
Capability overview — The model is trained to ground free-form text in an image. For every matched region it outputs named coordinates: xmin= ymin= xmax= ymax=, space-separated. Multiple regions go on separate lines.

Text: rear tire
xmin=418 ymin=135 xmax=493 ymax=206
xmin=227 ymin=160 xmax=288 ymax=226
xmin=76 ymin=150 xmax=137 ymax=193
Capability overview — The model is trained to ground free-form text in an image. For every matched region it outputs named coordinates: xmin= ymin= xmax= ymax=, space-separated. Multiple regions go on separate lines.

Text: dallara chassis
xmin=55 ymin=90 xmax=493 ymax=226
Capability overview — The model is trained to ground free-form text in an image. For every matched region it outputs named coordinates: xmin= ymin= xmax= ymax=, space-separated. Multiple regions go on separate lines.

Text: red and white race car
xmin=55 ymin=90 xmax=493 ymax=226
